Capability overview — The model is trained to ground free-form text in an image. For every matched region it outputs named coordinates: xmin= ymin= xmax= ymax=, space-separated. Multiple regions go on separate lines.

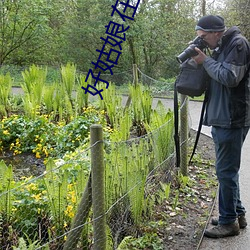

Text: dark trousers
xmin=211 ymin=126 xmax=249 ymax=225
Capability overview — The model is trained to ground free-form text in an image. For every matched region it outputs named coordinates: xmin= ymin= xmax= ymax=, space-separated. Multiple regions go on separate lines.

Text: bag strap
xmin=174 ymin=80 xmax=180 ymax=168
xmin=188 ymin=91 xmax=208 ymax=164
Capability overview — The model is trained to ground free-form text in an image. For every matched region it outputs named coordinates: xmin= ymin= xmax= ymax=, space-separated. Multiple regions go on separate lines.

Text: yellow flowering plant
xmin=0 ymin=107 xmax=104 ymax=158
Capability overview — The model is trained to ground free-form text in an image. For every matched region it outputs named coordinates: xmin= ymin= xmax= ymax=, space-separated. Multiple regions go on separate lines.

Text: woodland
xmin=0 ymin=0 xmax=249 ymax=84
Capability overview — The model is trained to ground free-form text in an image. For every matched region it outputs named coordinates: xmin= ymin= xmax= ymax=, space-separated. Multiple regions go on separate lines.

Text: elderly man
xmin=192 ymin=15 xmax=250 ymax=238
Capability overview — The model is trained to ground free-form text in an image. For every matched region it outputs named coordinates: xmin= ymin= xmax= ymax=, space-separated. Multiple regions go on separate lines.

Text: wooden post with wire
xmin=91 ymin=124 xmax=106 ymax=250
xmin=180 ymin=94 xmax=189 ymax=176
xmin=133 ymin=63 xmax=138 ymax=86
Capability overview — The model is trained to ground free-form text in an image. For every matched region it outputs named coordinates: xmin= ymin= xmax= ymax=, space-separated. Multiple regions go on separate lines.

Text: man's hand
xmin=192 ymin=47 xmax=207 ymax=64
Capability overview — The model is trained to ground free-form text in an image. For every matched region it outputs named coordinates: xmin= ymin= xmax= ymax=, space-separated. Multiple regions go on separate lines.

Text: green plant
xmin=157 ymin=182 xmax=171 ymax=204
xmin=129 ymin=84 xmax=153 ymax=130
xmin=75 ymin=74 xmax=90 ymax=115
xmin=117 ymin=233 xmax=163 ymax=250
xmin=43 ymin=84 xmax=55 ymax=114
xmin=178 ymin=173 xmax=191 ymax=189
xmin=0 ymin=73 xmax=12 ymax=117
xmin=21 ymin=65 xmax=47 ymax=118
xmin=43 ymin=159 xmax=69 ymax=224
xmin=172 ymin=190 xmax=180 ymax=210
xmin=13 ymin=238 xmax=39 ymax=250
xmin=105 ymin=136 xmax=154 ymax=240
xmin=145 ymin=100 xmax=174 ymax=164
xmin=12 ymin=177 xmax=49 ymax=241
xmin=60 ymin=63 xmax=76 ymax=103
xmin=99 ymin=82 xmax=123 ymax=129
xmin=0 ymin=161 xmax=15 ymax=222
xmin=0 ymin=108 xmax=104 ymax=158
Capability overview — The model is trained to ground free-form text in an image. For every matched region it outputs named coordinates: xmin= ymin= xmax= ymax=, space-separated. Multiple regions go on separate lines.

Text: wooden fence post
xmin=180 ymin=94 xmax=188 ymax=176
xmin=91 ymin=124 xmax=106 ymax=250
xmin=133 ymin=64 xmax=138 ymax=85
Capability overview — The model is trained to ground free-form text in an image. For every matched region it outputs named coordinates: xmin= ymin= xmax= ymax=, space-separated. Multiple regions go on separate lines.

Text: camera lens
xmin=176 ymin=44 xmax=198 ymax=63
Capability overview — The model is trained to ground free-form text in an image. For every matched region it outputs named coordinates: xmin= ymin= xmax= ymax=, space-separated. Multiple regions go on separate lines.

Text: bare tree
xmin=0 ymin=0 xmax=48 ymax=65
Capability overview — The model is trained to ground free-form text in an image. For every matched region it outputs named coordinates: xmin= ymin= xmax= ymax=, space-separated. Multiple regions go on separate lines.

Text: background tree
xmin=0 ymin=0 xmax=50 ymax=65
xmin=1 ymin=0 xmax=241 ymax=83
xmin=219 ymin=0 xmax=250 ymax=39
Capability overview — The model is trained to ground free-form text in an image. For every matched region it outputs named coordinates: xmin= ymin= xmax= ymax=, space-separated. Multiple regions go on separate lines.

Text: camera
xmin=176 ymin=36 xmax=208 ymax=64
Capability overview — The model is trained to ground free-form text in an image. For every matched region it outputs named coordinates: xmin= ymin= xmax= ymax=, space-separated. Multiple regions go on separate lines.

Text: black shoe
xmin=204 ymin=222 xmax=240 ymax=238
xmin=211 ymin=214 xmax=247 ymax=229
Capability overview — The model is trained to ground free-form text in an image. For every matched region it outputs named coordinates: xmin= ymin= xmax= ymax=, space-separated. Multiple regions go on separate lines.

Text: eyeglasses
xmin=198 ymin=32 xmax=214 ymax=40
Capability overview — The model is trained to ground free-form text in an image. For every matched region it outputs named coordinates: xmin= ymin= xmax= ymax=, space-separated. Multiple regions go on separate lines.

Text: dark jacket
xmin=203 ymin=26 xmax=250 ymax=128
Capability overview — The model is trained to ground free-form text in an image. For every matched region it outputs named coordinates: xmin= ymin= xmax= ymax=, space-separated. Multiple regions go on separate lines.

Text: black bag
xmin=174 ymin=58 xmax=209 ymax=168
xmin=175 ymin=58 xmax=208 ymax=97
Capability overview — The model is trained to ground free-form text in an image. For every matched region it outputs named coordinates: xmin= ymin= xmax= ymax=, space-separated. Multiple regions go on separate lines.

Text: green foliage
xmin=0 ymin=77 xmax=179 ymax=248
xmin=117 ymin=233 xmax=163 ymax=250
xmin=76 ymin=74 xmax=90 ymax=113
xmin=0 ymin=0 xmax=228 ymax=81
xmin=0 ymin=108 xmax=102 ymax=157
xmin=105 ymin=136 xmax=154 ymax=229
xmin=158 ymin=182 xmax=171 ymax=203
xmin=0 ymin=73 xmax=12 ymax=117
xmin=0 ymin=0 xmax=51 ymax=65
xmin=99 ymin=83 xmax=123 ymax=129
xmin=43 ymin=85 xmax=55 ymax=113
xmin=21 ymin=65 xmax=47 ymax=118
xmin=12 ymin=176 xmax=48 ymax=240
xmin=13 ymin=235 xmax=47 ymax=250
xmin=145 ymin=100 xmax=175 ymax=163
xmin=43 ymin=159 xmax=69 ymax=230
xmin=0 ymin=161 xmax=14 ymax=222
xmin=129 ymin=84 xmax=153 ymax=128
xmin=61 ymin=63 xmax=76 ymax=101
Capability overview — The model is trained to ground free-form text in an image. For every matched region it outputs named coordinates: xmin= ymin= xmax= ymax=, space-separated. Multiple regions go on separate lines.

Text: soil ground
xmin=159 ymin=130 xmax=217 ymax=250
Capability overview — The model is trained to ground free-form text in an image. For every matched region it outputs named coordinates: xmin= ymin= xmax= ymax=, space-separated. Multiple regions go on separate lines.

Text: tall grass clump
xmin=145 ymin=100 xmax=175 ymax=164
xmin=75 ymin=74 xmax=90 ymax=115
xmin=129 ymin=84 xmax=153 ymax=135
xmin=99 ymin=82 xmax=123 ymax=129
xmin=61 ymin=63 xmax=76 ymax=104
xmin=0 ymin=73 xmax=12 ymax=117
xmin=21 ymin=65 xmax=47 ymax=118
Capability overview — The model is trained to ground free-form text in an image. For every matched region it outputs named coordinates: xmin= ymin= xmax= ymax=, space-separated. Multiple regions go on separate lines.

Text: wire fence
xmin=0 ymin=65 xmax=191 ymax=249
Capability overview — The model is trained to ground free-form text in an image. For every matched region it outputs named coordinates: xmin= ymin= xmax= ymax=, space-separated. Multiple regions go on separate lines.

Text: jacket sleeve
xmin=203 ymin=38 xmax=250 ymax=87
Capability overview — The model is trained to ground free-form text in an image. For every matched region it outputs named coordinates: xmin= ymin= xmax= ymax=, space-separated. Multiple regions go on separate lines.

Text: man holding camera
xmin=192 ymin=15 xmax=250 ymax=238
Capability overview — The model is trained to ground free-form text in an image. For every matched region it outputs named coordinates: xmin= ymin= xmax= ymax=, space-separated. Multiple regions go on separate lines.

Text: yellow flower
xmin=12 ymin=207 xmax=17 ymax=212
xmin=36 ymin=152 xmax=41 ymax=158
xmin=26 ymin=183 xmax=37 ymax=191
xmin=10 ymin=143 xmax=14 ymax=150
xmin=42 ymin=147 xmax=49 ymax=157
xmin=65 ymin=205 xmax=74 ymax=218
xmin=32 ymin=193 xmax=42 ymax=201
xmin=3 ymin=130 xmax=9 ymax=135
xmin=71 ymin=195 xmax=76 ymax=204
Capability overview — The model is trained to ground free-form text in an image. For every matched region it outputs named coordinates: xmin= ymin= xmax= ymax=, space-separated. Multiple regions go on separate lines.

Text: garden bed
xmin=161 ymin=131 xmax=217 ymax=250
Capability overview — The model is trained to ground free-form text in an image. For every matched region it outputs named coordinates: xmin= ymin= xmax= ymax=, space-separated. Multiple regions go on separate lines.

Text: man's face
xmin=196 ymin=30 xmax=222 ymax=49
